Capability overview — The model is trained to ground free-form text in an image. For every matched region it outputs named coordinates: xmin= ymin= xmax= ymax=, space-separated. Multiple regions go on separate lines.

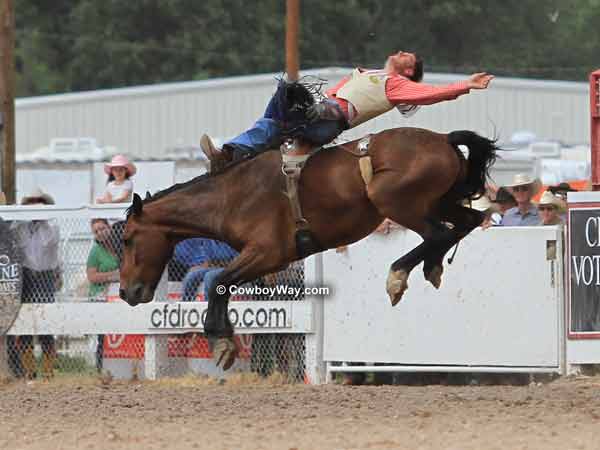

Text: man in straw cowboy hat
xmin=500 ymin=173 xmax=542 ymax=226
xmin=537 ymin=190 xmax=566 ymax=226
xmin=8 ymin=187 xmax=61 ymax=379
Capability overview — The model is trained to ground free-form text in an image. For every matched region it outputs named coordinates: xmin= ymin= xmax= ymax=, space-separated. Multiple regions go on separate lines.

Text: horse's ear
xmin=131 ymin=193 xmax=143 ymax=216
xmin=145 ymin=191 xmax=152 ymax=201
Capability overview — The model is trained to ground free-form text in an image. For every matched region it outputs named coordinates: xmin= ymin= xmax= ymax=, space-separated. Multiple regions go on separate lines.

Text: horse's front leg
xmin=204 ymin=247 xmax=286 ymax=370
xmin=203 ymin=264 xmax=247 ymax=371
xmin=204 ymin=269 xmax=237 ymax=369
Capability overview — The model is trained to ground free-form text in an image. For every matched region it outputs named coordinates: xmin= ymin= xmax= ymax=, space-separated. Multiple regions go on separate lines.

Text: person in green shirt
xmin=86 ymin=218 xmax=120 ymax=371
xmin=87 ymin=218 xmax=120 ymax=297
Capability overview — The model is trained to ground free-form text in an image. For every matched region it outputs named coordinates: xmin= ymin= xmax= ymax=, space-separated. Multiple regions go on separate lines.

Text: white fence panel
xmin=9 ymin=301 xmax=313 ymax=335
xmin=0 ymin=205 xmax=313 ymax=382
xmin=322 ymin=226 xmax=564 ymax=372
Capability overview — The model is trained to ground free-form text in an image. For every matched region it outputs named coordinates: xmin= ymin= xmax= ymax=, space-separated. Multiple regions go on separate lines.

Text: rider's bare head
xmin=386 ymin=51 xmax=424 ymax=82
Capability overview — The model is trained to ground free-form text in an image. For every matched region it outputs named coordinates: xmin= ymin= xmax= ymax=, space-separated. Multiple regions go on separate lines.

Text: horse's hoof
xmin=425 ymin=265 xmax=443 ymax=289
xmin=386 ymin=269 xmax=409 ymax=306
xmin=213 ymin=337 xmax=238 ymax=371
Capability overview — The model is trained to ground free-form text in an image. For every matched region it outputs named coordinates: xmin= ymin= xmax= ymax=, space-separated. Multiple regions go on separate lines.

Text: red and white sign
xmin=104 ymin=293 xmax=145 ymax=359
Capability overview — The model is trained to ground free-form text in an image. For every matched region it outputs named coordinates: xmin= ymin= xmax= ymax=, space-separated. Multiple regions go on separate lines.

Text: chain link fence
xmin=2 ymin=213 xmax=307 ymax=382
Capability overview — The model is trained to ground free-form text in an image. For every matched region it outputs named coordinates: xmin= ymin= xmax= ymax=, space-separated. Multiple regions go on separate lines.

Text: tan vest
xmin=335 ymin=69 xmax=394 ymax=127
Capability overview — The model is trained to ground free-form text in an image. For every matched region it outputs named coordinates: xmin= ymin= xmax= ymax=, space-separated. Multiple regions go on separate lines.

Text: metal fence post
xmin=144 ymin=267 xmax=169 ymax=380
xmin=304 ymin=253 xmax=326 ymax=384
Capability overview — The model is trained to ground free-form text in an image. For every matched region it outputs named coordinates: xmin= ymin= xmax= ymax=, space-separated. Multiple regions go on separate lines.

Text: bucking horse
xmin=118 ymin=90 xmax=497 ymax=371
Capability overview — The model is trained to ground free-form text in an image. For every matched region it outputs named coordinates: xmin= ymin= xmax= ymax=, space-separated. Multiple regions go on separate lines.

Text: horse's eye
xmin=123 ymin=238 xmax=131 ymax=247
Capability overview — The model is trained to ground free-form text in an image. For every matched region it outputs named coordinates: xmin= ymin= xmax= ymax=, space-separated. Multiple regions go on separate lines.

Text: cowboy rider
xmin=201 ymin=51 xmax=494 ymax=170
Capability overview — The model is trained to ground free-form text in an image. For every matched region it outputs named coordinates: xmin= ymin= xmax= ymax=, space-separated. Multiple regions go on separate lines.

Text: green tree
xmin=14 ymin=0 xmax=599 ymax=97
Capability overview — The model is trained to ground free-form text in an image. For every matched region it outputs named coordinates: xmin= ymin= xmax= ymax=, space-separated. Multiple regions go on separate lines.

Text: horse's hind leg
xmin=387 ymin=224 xmax=459 ymax=305
xmin=422 ymin=219 xmax=451 ymax=289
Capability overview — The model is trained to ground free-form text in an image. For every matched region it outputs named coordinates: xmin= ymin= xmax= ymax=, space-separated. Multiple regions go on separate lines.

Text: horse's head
xmin=118 ymin=194 xmax=175 ymax=306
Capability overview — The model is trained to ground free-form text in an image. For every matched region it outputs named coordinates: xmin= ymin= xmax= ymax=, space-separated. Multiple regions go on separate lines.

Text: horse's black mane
xmin=125 ymin=152 xmax=262 ymax=218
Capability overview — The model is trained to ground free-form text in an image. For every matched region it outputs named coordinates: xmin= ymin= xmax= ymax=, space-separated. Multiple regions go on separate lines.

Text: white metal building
xmin=15 ymin=67 xmax=590 ymax=159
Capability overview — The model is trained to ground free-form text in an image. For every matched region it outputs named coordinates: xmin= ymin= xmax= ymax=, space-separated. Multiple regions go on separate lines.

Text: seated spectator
xmin=500 ymin=174 xmax=541 ymax=226
xmin=493 ymin=187 xmax=517 ymax=216
xmin=548 ymin=182 xmax=577 ymax=201
xmin=172 ymin=238 xmax=238 ymax=302
xmin=86 ymin=218 xmax=120 ymax=372
xmin=471 ymin=195 xmax=501 ymax=228
xmin=537 ymin=191 xmax=565 ymax=226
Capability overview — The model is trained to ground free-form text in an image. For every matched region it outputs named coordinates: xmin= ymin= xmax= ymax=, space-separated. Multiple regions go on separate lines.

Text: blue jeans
xmin=182 ymin=267 xmax=224 ymax=302
xmin=225 ymin=83 xmax=347 ymax=155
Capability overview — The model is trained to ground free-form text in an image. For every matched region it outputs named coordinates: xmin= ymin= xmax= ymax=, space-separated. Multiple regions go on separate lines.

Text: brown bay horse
xmin=119 ymin=127 xmax=497 ymax=369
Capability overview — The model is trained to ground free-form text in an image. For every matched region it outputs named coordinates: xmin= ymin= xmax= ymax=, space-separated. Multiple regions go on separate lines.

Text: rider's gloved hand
xmin=305 ymin=102 xmax=326 ymax=123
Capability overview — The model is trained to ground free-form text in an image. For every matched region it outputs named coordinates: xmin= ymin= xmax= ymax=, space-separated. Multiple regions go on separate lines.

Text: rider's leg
xmin=201 ymin=118 xmax=282 ymax=171
xmin=263 ymin=80 xmax=288 ymax=120
xmin=181 ymin=267 xmax=210 ymax=302
xmin=300 ymin=118 xmax=347 ymax=147
xmin=202 ymin=268 xmax=224 ymax=304
xmin=225 ymin=117 xmax=282 ymax=156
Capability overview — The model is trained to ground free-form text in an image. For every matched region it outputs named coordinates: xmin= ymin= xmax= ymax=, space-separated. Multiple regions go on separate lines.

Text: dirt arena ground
xmin=1 ymin=374 xmax=600 ymax=450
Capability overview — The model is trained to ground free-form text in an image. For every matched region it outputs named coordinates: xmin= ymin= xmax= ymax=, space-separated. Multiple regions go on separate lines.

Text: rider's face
xmin=386 ymin=51 xmax=417 ymax=78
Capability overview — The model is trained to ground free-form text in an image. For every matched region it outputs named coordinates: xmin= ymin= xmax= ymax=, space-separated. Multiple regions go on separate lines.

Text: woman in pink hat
xmin=96 ymin=154 xmax=137 ymax=204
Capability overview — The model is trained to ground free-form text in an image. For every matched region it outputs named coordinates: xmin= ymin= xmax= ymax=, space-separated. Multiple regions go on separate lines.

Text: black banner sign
xmin=569 ymin=208 xmax=600 ymax=336
xmin=0 ymin=218 xmax=21 ymax=335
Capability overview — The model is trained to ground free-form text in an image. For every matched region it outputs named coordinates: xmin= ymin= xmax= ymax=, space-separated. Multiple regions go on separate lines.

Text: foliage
xmin=14 ymin=0 xmax=600 ymax=97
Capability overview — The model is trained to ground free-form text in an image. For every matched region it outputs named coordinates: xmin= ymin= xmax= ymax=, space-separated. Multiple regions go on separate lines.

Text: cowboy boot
xmin=21 ymin=345 xmax=36 ymax=380
xmin=200 ymin=134 xmax=233 ymax=173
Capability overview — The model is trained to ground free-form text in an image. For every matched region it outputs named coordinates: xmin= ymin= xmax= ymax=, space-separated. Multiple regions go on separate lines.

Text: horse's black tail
xmin=447 ymin=130 xmax=498 ymax=200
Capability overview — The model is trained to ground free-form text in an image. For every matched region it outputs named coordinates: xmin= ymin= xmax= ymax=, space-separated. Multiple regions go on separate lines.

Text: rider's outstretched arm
xmin=386 ymin=72 xmax=494 ymax=106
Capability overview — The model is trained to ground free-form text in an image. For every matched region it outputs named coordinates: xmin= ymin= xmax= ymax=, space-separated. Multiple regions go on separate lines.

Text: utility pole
xmin=0 ymin=0 xmax=15 ymax=204
xmin=285 ymin=0 xmax=300 ymax=82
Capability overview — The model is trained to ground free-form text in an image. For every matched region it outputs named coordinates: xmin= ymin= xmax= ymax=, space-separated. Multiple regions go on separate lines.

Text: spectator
xmin=548 ymin=182 xmax=578 ymax=202
xmin=471 ymin=195 xmax=501 ymax=229
xmin=493 ymin=187 xmax=517 ymax=216
xmin=500 ymin=174 xmax=541 ymax=226
xmin=86 ymin=218 xmax=120 ymax=372
xmin=172 ymin=238 xmax=238 ymax=302
xmin=9 ymin=187 xmax=61 ymax=380
xmin=537 ymin=191 xmax=565 ymax=226
xmin=96 ymin=154 xmax=137 ymax=204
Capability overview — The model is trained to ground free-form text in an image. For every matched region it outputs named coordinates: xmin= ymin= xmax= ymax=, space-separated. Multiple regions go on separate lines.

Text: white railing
xmin=0 ymin=204 xmax=323 ymax=382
